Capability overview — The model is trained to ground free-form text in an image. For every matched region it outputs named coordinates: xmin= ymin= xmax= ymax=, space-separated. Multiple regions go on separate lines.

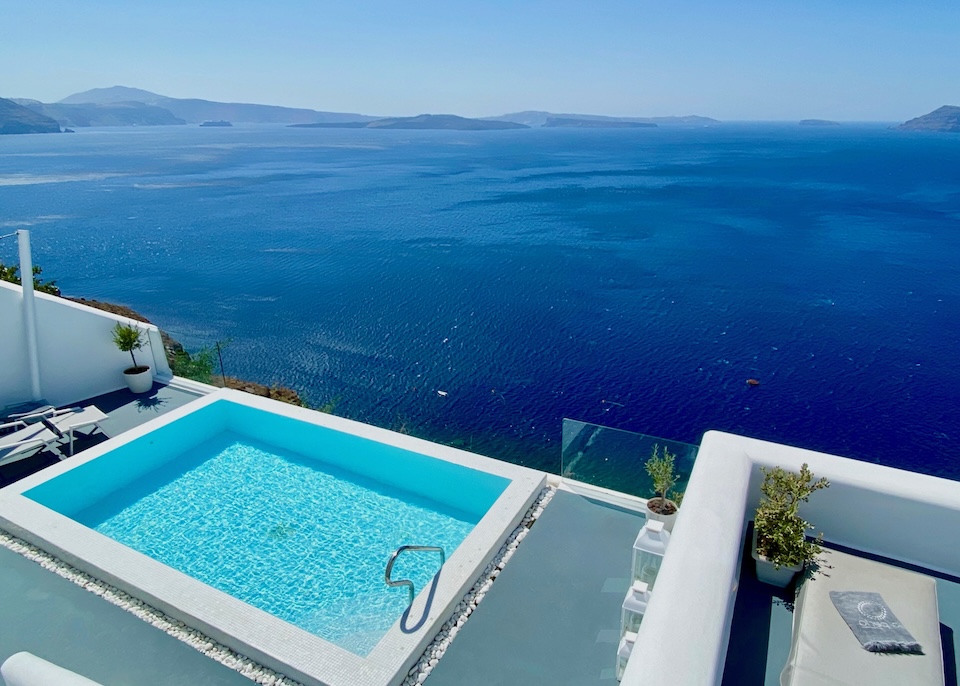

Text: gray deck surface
xmin=0 ymin=382 xmax=203 ymax=488
xmin=426 ymin=489 xmax=646 ymax=686
xmin=82 ymin=381 xmax=205 ymax=438
xmin=0 ymin=545 xmax=254 ymax=685
xmin=722 ymin=530 xmax=960 ymax=686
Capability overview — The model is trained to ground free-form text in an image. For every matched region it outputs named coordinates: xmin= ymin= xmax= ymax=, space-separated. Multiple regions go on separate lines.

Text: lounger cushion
xmin=780 ymin=547 xmax=944 ymax=686
xmin=1 ymin=652 xmax=104 ymax=686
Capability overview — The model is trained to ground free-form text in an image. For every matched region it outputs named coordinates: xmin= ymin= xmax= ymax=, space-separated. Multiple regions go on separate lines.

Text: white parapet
xmin=0 ymin=281 xmax=172 ymax=410
xmin=622 ymin=430 xmax=960 ymax=686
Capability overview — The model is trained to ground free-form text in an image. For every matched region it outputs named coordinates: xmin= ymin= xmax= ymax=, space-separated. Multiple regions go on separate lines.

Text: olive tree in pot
xmin=751 ymin=463 xmax=829 ymax=587
xmin=112 ymin=322 xmax=153 ymax=393
xmin=644 ymin=443 xmax=681 ymax=532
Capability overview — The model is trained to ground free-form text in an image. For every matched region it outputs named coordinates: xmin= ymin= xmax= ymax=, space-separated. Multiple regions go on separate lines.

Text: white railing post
xmin=17 ymin=230 xmax=42 ymax=401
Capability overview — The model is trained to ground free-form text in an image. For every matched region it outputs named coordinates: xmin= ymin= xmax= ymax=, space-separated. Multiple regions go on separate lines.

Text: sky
xmin=3 ymin=0 xmax=959 ymax=121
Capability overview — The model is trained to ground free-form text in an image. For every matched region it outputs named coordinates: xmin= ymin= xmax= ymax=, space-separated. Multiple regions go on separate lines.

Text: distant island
xmin=0 ymin=97 xmax=61 ymax=134
xmin=291 ymin=122 xmax=369 ymax=129
xmin=58 ymin=86 xmax=374 ymax=125
xmin=9 ymin=86 xmax=376 ymax=128
xmin=543 ymin=117 xmax=656 ymax=128
xmin=799 ymin=119 xmax=840 ymax=127
xmin=12 ymin=98 xmax=186 ymax=127
xmin=199 ymin=120 xmax=232 ymax=127
xmin=898 ymin=105 xmax=960 ymax=133
xmin=291 ymin=114 xmax=528 ymax=131
xmin=487 ymin=111 xmax=720 ymax=127
xmin=3 ymin=85 xmax=724 ymax=131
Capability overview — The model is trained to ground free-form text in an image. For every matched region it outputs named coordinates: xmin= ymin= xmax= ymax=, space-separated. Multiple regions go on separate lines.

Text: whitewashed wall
xmin=0 ymin=283 xmax=31 ymax=406
xmin=623 ymin=430 xmax=960 ymax=686
xmin=0 ymin=281 xmax=171 ymax=410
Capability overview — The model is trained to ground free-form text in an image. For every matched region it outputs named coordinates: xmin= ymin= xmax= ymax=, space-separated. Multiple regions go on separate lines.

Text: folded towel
xmin=829 ymin=590 xmax=923 ymax=654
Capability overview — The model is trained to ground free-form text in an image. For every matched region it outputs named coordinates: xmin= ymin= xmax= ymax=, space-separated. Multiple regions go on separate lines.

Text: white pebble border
xmin=400 ymin=485 xmax=556 ymax=686
xmin=0 ymin=485 xmax=555 ymax=686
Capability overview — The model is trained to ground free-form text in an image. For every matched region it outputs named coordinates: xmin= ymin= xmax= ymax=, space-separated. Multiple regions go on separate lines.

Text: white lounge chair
xmin=3 ymin=404 xmax=55 ymax=422
xmin=780 ymin=547 xmax=944 ymax=686
xmin=0 ymin=420 xmax=63 ymax=466
xmin=5 ymin=404 xmax=79 ymax=425
xmin=0 ymin=405 xmax=108 ymax=465
xmin=44 ymin=405 xmax=108 ymax=456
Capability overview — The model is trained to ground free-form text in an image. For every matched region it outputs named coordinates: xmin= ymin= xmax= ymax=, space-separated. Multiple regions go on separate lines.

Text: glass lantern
xmin=631 ymin=518 xmax=670 ymax=590
xmin=616 ymin=630 xmax=638 ymax=682
xmin=620 ymin=580 xmax=651 ymax=636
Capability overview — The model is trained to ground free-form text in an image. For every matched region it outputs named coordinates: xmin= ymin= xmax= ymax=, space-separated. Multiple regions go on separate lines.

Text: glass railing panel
xmin=560 ymin=418 xmax=699 ymax=500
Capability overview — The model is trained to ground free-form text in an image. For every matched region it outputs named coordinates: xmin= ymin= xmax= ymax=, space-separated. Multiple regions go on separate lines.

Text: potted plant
xmin=112 ymin=322 xmax=153 ymax=393
xmin=751 ymin=463 xmax=829 ymax=587
xmin=644 ymin=443 xmax=681 ymax=532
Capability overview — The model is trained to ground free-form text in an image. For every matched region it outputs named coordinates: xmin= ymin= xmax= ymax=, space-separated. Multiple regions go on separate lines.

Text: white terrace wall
xmin=624 ymin=430 xmax=960 ymax=686
xmin=0 ymin=281 xmax=171 ymax=411
xmin=0 ymin=282 xmax=31 ymax=405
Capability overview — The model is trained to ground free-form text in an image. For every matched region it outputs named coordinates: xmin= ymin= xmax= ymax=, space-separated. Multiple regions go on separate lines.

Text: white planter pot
xmin=751 ymin=528 xmax=802 ymax=588
xmin=123 ymin=366 xmax=153 ymax=394
xmin=644 ymin=498 xmax=679 ymax=532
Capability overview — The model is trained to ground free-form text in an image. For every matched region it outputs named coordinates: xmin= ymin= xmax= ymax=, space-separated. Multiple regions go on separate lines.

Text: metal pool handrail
xmin=385 ymin=545 xmax=446 ymax=605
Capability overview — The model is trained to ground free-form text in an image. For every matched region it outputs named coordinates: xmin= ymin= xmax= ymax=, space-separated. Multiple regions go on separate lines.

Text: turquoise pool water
xmin=25 ymin=400 xmax=510 ymax=655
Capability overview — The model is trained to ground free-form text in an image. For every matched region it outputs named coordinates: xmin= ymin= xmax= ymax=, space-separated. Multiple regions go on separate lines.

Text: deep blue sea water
xmin=2 ymin=124 xmax=959 ymax=479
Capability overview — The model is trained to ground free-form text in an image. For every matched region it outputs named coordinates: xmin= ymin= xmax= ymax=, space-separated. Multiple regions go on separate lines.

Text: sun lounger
xmin=0 ymin=420 xmax=63 ymax=466
xmin=3 ymin=404 xmax=55 ymax=422
xmin=780 ymin=547 xmax=944 ymax=686
xmin=45 ymin=405 xmax=108 ymax=456
xmin=0 ymin=405 xmax=108 ymax=465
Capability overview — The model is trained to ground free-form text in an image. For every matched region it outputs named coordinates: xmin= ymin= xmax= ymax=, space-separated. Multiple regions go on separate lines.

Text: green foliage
xmin=315 ymin=395 xmax=341 ymax=414
xmin=754 ymin=463 xmax=830 ymax=569
xmin=645 ymin=443 xmax=678 ymax=503
xmin=0 ymin=261 xmax=61 ymax=296
xmin=112 ymin=322 xmax=146 ymax=369
xmin=170 ymin=347 xmax=215 ymax=384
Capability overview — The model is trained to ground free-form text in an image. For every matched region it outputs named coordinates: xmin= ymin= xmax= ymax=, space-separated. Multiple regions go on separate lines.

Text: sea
xmin=1 ymin=123 xmax=959 ymax=482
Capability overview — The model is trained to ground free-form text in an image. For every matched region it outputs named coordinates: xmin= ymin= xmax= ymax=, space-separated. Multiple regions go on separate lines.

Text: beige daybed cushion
xmin=780 ymin=547 xmax=944 ymax=686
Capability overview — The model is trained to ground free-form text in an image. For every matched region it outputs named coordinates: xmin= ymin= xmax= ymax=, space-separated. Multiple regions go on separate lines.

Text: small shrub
xmin=645 ymin=443 xmax=679 ymax=515
xmin=754 ymin=463 xmax=829 ymax=569
xmin=0 ymin=261 xmax=61 ymax=296
xmin=170 ymin=347 xmax=215 ymax=384
xmin=112 ymin=322 xmax=147 ymax=370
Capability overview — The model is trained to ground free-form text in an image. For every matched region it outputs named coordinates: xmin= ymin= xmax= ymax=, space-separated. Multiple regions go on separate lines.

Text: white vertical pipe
xmin=17 ymin=230 xmax=42 ymax=401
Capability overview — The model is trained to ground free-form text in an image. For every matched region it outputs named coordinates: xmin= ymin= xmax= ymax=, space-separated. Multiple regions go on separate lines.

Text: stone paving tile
xmin=426 ymin=489 xmax=645 ymax=686
xmin=0 ymin=545 xmax=254 ymax=686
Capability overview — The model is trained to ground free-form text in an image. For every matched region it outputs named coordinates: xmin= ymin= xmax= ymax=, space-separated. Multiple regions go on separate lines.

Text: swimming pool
xmin=0 ymin=389 xmax=546 ymax=686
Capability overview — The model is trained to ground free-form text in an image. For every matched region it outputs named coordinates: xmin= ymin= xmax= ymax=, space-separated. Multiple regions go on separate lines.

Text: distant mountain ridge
xmin=58 ymin=86 xmax=376 ymax=125
xmin=58 ymin=86 xmax=161 ymax=105
xmin=14 ymin=99 xmax=185 ymax=127
xmin=489 ymin=110 xmax=720 ymax=127
xmin=898 ymin=106 xmax=960 ymax=132
xmin=543 ymin=117 xmax=657 ymax=129
xmin=9 ymin=86 xmax=722 ymax=130
xmin=292 ymin=114 xmax=528 ymax=131
xmin=0 ymin=97 xmax=61 ymax=134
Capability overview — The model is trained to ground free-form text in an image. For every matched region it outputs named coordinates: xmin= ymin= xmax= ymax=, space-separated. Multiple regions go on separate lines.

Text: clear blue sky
xmin=4 ymin=0 xmax=958 ymax=120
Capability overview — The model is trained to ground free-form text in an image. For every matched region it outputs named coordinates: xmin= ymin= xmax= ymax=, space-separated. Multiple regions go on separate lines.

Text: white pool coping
xmin=0 ymin=388 xmax=547 ymax=686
